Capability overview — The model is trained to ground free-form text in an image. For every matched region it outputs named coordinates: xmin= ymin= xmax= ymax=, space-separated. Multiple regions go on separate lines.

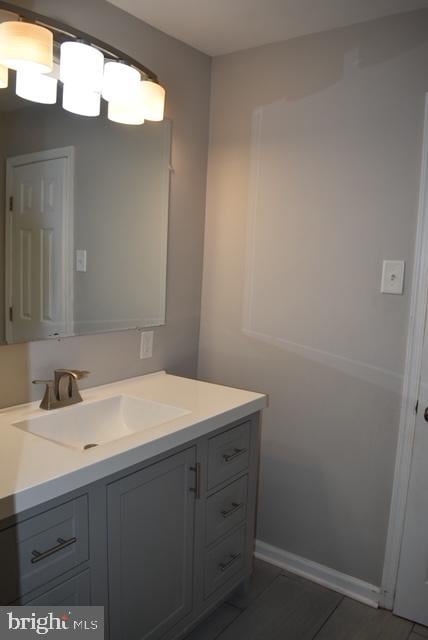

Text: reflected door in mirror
xmin=6 ymin=148 xmax=73 ymax=343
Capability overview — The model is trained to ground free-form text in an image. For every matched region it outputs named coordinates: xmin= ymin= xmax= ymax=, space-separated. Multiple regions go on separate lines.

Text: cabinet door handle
xmin=222 ymin=447 xmax=247 ymax=463
xmin=31 ymin=536 xmax=77 ymax=564
xmin=190 ymin=463 xmax=201 ymax=499
xmin=218 ymin=552 xmax=241 ymax=572
xmin=221 ymin=502 xmax=244 ymax=518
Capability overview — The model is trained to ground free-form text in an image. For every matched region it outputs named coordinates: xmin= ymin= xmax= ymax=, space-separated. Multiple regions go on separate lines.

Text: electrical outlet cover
xmin=140 ymin=331 xmax=154 ymax=359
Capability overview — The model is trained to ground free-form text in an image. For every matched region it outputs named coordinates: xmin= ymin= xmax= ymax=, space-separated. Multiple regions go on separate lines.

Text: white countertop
xmin=0 ymin=371 xmax=267 ymax=520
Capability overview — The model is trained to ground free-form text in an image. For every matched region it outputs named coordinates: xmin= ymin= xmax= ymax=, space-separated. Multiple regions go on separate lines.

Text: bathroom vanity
xmin=0 ymin=372 xmax=266 ymax=640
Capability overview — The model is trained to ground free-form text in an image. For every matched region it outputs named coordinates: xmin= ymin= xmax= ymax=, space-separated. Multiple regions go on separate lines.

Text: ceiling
xmin=107 ymin=0 xmax=428 ymax=56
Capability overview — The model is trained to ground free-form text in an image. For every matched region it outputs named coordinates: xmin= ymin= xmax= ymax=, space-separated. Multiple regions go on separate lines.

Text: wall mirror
xmin=0 ymin=4 xmax=170 ymax=345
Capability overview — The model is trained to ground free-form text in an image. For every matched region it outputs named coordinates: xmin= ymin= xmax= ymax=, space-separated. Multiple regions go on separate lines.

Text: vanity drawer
xmin=206 ymin=476 xmax=248 ymax=546
xmin=207 ymin=422 xmax=250 ymax=489
xmin=17 ymin=570 xmax=91 ymax=606
xmin=0 ymin=496 xmax=89 ymax=604
xmin=204 ymin=526 xmax=246 ymax=598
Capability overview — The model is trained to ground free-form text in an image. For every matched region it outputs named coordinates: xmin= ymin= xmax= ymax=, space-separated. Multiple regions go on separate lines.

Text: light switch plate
xmin=381 ymin=260 xmax=405 ymax=295
xmin=140 ymin=331 xmax=154 ymax=359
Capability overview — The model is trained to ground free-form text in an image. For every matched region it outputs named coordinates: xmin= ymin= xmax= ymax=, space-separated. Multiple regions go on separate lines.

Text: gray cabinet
xmin=107 ymin=447 xmax=196 ymax=640
xmin=0 ymin=412 xmax=261 ymax=640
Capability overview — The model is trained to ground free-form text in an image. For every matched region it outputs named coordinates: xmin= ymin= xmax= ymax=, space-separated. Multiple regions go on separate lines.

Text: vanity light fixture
xmin=0 ymin=4 xmax=165 ymax=123
xmin=102 ymin=60 xmax=140 ymax=102
xmin=15 ymin=60 xmax=59 ymax=104
xmin=16 ymin=67 xmax=57 ymax=103
xmin=107 ymin=79 xmax=146 ymax=125
xmin=60 ymin=41 xmax=104 ymax=92
xmin=0 ymin=21 xmax=53 ymax=73
xmin=108 ymin=77 xmax=166 ymax=125
xmin=140 ymin=80 xmax=165 ymax=122
xmin=108 ymin=99 xmax=145 ymax=125
xmin=62 ymin=82 xmax=101 ymax=117
xmin=0 ymin=63 xmax=7 ymax=88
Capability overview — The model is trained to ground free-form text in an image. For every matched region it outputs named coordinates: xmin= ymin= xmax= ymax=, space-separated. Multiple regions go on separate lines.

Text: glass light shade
xmin=108 ymin=91 xmax=145 ymax=125
xmin=140 ymin=80 xmax=165 ymax=121
xmin=0 ymin=64 xmax=8 ymax=89
xmin=62 ymin=83 xmax=101 ymax=117
xmin=60 ymin=41 xmax=104 ymax=92
xmin=102 ymin=61 xmax=140 ymax=102
xmin=16 ymin=68 xmax=57 ymax=104
xmin=0 ymin=21 xmax=53 ymax=73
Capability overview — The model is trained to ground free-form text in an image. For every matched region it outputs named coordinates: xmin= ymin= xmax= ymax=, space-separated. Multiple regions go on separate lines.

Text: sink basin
xmin=13 ymin=395 xmax=191 ymax=451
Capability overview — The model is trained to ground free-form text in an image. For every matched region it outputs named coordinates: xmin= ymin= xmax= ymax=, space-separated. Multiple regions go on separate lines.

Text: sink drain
xmin=83 ymin=443 xmax=98 ymax=450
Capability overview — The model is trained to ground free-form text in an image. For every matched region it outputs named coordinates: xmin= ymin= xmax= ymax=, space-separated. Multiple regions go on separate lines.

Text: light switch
xmin=381 ymin=260 xmax=405 ymax=295
xmin=140 ymin=331 xmax=154 ymax=359
xmin=76 ymin=249 xmax=87 ymax=272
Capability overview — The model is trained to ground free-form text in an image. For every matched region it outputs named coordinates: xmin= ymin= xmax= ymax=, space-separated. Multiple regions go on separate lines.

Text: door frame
xmin=5 ymin=146 xmax=75 ymax=343
xmin=381 ymin=93 xmax=428 ymax=609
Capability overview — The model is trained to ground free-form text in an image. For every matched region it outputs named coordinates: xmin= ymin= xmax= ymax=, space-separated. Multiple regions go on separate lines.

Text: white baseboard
xmin=255 ymin=539 xmax=381 ymax=608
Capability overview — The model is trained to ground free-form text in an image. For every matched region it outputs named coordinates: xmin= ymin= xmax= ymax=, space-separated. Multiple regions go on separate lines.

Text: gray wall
xmin=0 ymin=0 xmax=210 ymax=407
xmin=198 ymin=10 xmax=428 ymax=585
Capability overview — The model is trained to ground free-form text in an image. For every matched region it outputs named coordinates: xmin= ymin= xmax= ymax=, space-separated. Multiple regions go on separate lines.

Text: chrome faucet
xmin=32 ymin=369 xmax=90 ymax=410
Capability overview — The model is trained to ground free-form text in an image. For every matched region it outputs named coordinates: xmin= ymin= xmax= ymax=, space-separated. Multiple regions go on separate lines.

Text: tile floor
xmin=185 ymin=559 xmax=427 ymax=640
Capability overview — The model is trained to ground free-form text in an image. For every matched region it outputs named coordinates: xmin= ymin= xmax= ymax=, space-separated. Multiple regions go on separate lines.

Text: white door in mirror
xmin=381 ymin=260 xmax=405 ymax=295
xmin=140 ymin=331 xmax=154 ymax=359
xmin=6 ymin=148 xmax=74 ymax=343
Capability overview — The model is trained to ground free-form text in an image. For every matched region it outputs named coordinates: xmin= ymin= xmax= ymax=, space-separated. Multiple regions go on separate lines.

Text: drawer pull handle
xmin=190 ymin=463 xmax=202 ymax=499
xmin=31 ymin=537 xmax=77 ymax=564
xmin=222 ymin=447 xmax=247 ymax=463
xmin=221 ymin=502 xmax=244 ymax=518
xmin=218 ymin=552 xmax=241 ymax=572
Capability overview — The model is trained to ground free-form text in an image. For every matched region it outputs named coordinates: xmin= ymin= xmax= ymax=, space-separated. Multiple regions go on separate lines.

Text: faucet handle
xmin=32 ymin=379 xmax=54 ymax=387
xmin=54 ymin=369 xmax=90 ymax=380
xmin=32 ymin=379 xmax=55 ymax=410
xmin=71 ymin=369 xmax=90 ymax=380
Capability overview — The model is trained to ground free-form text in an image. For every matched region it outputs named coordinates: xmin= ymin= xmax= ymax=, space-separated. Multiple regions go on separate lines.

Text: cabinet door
xmin=107 ymin=447 xmax=196 ymax=640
